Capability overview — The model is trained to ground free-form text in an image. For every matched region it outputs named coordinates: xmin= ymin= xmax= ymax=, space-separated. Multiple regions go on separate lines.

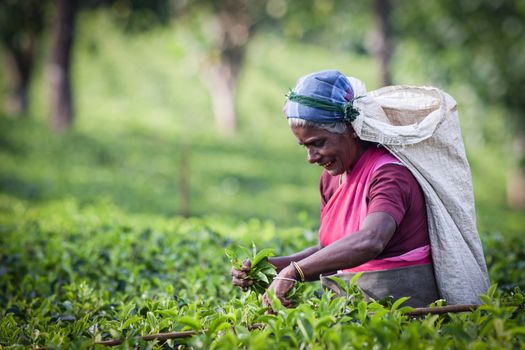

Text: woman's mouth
xmin=319 ymin=160 xmax=334 ymax=169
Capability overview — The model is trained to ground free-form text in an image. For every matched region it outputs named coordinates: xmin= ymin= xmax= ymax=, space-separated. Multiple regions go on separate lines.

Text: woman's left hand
xmin=262 ymin=266 xmax=297 ymax=310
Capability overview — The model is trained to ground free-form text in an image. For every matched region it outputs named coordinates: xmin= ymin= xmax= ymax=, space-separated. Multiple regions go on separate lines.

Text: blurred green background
xmin=1 ymin=0 xmax=524 ymax=238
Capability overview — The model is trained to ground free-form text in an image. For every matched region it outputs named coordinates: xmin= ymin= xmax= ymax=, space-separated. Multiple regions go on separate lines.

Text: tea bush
xmin=1 ymin=14 xmax=524 ymax=348
xmin=0 ymin=195 xmax=524 ymax=349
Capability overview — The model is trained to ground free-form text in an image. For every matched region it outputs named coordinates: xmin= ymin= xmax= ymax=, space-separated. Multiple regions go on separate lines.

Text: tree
xmin=201 ymin=0 xmax=256 ymax=136
xmin=0 ymin=0 xmax=174 ymax=130
xmin=371 ymin=0 xmax=393 ymax=86
xmin=180 ymin=0 xmax=284 ymax=136
xmin=392 ymin=0 xmax=525 ymax=208
xmin=49 ymin=0 xmax=78 ymax=131
xmin=0 ymin=0 xmax=46 ymax=116
xmin=181 ymin=0 xmax=364 ymax=136
xmin=49 ymin=0 xmax=174 ymax=131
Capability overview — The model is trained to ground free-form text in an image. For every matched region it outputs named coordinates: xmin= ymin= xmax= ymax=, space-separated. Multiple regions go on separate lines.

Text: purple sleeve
xmin=367 ymin=164 xmax=414 ymax=226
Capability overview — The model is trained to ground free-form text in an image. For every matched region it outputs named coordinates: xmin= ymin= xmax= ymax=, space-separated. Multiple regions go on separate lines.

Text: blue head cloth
xmin=283 ymin=70 xmax=358 ymax=123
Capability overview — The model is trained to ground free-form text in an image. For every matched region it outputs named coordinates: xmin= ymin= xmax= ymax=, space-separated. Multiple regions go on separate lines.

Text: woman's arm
xmin=231 ymin=244 xmax=321 ymax=289
xmin=264 ymin=212 xmax=396 ymax=305
xmin=268 ymin=244 xmax=322 ymax=272
xmin=292 ymin=212 xmax=396 ymax=278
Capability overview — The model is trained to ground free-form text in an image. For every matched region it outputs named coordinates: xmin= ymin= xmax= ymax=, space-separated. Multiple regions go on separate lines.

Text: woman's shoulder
xmin=370 ymin=163 xmax=423 ymax=202
xmin=372 ymin=163 xmax=416 ymax=185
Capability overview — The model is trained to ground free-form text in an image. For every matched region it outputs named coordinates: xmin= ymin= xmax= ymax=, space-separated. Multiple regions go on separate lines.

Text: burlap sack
xmin=350 ymin=80 xmax=490 ymax=304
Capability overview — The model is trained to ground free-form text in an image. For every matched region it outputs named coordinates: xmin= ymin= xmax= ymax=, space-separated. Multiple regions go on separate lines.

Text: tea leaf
xmin=251 ymin=248 xmax=275 ymax=267
xmin=177 ymin=316 xmax=202 ymax=331
xmin=208 ymin=316 xmax=230 ymax=334
xmin=228 ymin=243 xmax=277 ymax=295
xmin=255 ymin=271 xmax=269 ymax=284
xmin=391 ymin=297 xmax=410 ymax=311
xmin=121 ymin=316 xmax=141 ymax=330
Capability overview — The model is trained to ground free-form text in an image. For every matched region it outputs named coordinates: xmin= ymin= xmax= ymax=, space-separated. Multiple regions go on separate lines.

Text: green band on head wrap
xmin=286 ymin=90 xmax=362 ymax=123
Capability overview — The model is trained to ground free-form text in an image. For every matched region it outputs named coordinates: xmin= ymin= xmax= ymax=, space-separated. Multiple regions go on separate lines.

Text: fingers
xmin=281 ymin=299 xmax=292 ymax=308
xmin=231 ymin=264 xmax=253 ymax=290
xmin=262 ymin=294 xmax=272 ymax=311
xmin=262 ymin=293 xmax=292 ymax=312
xmin=231 ymin=267 xmax=248 ymax=279
xmin=231 ymin=275 xmax=252 ymax=288
xmin=241 ymin=259 xmax=252 ymax=272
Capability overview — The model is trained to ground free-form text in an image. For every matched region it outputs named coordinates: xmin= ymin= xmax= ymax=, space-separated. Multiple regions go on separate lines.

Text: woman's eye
xmin=314 ymin=140 xmax=325 ymax=147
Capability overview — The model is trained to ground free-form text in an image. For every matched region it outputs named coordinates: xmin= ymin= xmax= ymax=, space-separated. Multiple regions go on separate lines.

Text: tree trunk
xmin=507 ymin=168 xmax=525 ymax=209
xmin=372 ymin=0 xmax=393 ymax=86
xmin=204 ymin=60 xmax=240 ymax=136
xmin=0 ymin=0 xmax=44 ymax=116
xmin=178 ymin=143 xmax=191 ymax=217
xmin=203 ymin=7 xmax=251 ymax=136
xmin=507 ymin=133 xmax=525 ymax=209
xmin=49 ymin=0 xmax=77 ymax=132
xmin=4 ymin=41 xmax=34 ymax=116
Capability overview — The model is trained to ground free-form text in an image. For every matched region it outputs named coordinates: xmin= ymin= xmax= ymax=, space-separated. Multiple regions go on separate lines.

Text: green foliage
xmin=225 ymin=244 xmax=277 ymax=294
xmin=482 ymin=233 xmax=525 ymax=292
xmin=0 ymin=9 xmax=524 ymax=349
xmin=31 ymin=12 xmax=525 ymax=235
xmin=226 ymin=243 xmax=306 ymax=305
xmin=0 ymin=0 xmax=46 ymax=46
xmin=392 ymin=0 xmax=525 ymax=132
xmin=0 ymin=195 xmax=524 ymax=349
xmin=1 ymin=12 xmax=521 ymax=234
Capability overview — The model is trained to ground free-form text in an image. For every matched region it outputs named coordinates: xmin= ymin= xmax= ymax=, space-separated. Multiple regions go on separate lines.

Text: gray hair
xmin=287 ymin=118 xmax=350 ymax=134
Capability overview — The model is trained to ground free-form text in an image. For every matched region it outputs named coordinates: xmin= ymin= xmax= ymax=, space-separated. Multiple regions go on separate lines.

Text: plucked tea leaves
xmin=226 ymin=243 xmax=277 ymax=294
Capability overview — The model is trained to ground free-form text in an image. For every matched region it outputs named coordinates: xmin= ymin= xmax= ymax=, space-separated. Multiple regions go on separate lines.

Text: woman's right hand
xmin=230 ymin=259 xmax=252 ymax=292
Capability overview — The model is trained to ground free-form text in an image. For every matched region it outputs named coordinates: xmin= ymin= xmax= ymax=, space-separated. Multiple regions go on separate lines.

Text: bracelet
xmin=273 ymin=277 xmax=298 ymax=283
xmin=291 ymin=261 xmax=305 ymax=282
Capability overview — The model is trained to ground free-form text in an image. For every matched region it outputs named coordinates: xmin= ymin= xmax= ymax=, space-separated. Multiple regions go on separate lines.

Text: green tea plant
xmin=226 ymin=244 xmax=306 ymax=306
xmin=482 ymin=232 xmax=525 ymax=291
xmin=0 ymin=195 xmax=524 ymax=349
xmin=225 ymin=244 xmax=277 ymax=294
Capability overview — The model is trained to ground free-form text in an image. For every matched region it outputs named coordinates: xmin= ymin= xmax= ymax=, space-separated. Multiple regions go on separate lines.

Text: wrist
xmin=268 ymin=257 xmax=289 ymax=273
xmin=290 ymin=261 xmax=306 ymax=282
xmin=280 ymin=265 xmax=297 ymax=279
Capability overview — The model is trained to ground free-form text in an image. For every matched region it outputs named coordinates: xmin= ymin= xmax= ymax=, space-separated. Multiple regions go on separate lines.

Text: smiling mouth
xmin=319 ymin=160 xmax=334 ymax=169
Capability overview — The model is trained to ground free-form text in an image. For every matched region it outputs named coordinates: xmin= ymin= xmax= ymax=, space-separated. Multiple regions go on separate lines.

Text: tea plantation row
xmin=0 ymin=195 xmax=524 ymax=349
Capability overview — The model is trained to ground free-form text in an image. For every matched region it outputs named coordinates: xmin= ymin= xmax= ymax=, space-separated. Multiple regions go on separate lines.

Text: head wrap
xmin=283 ymin=70 xmax=362 ymax=123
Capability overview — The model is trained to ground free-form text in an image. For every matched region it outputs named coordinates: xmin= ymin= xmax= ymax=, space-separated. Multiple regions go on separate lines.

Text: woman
xmin=232 ymin=70 xmax=488 ymax=308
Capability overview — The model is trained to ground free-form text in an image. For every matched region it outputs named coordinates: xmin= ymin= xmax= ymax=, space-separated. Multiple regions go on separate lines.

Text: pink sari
xmin=319 ymin=147 xmax=430 ymax=272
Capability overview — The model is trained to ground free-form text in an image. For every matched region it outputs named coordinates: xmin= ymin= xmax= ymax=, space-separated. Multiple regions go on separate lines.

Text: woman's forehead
xmin=291 ymin=125 xmax=333 ymax=142
xmin=292 ymin=124 xmax=332 ymax=135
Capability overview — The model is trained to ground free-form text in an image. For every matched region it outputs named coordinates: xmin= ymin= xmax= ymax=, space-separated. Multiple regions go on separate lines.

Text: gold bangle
xmin=291 ymin=261 xmax=305 ymax=282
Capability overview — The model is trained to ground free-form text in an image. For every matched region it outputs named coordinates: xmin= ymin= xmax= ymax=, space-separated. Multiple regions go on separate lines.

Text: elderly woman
xmin=232 ymin=70 xmax=489 ymax=308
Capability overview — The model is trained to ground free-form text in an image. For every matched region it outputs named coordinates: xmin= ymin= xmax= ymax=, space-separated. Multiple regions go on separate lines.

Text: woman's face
xmin=291 ymin=125 xmax=361 ymax=176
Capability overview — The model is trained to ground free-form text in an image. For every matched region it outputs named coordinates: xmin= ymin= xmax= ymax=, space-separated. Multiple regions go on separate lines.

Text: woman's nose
xmin=307 ymin=148 xmax=320 ymax=163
